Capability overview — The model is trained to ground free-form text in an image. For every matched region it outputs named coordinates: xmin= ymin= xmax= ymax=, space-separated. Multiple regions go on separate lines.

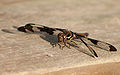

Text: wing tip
xmin=109 ymin=45 xmax=117 ymax=51
xmin=17 ymin=26 xmax=26 ymax=32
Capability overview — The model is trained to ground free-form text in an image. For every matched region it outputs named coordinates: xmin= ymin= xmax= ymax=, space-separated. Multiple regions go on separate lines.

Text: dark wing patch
xmin=17 ymin=23 xmax=35 ymax=32
xmin=37 ymin=26 xmax=56 ymax=35
xmin=88 ymin=38 xmax=98 ymax=45
xmin=17 ymin=23 xmax=68 ymax=35
xmin=25 ymin=24 xmax=34 ymax=32
xmin=109 ymin=45 xmax=117 ymax=51
xmin=17 ymin=26 xmax=26 ymax=32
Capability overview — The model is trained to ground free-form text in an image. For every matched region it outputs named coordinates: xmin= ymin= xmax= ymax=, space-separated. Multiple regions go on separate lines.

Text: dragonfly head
xmin=65 ymin=31 xmax=75 ymax=40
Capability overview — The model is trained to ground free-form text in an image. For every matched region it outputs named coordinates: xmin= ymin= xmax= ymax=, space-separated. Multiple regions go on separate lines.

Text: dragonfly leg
xmin=58 ymin=33 xmax=71 ymax=49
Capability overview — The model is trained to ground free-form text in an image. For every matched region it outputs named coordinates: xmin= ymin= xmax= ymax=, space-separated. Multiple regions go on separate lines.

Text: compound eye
xmin=67 ymin=33 xmax=70 ymax=37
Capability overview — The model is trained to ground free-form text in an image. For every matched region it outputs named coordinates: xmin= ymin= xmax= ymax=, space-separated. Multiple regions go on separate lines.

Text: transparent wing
xmin=80 ymin=38 xmax=98 ymax=57
xmin=67 ymin=37 xmax=117 ymax=57
xmin=66 ymin=39 xmax=97 ymax=58
xmin=81 ymin=37 xmax=117 ymax=51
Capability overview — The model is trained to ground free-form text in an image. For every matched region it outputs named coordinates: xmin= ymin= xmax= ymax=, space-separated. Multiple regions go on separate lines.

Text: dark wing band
xmin=17 ymin=23 xmax=69 ymax=35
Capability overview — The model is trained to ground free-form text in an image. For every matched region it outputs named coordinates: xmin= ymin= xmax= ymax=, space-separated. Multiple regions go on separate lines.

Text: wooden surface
xmin=0 ymin=0 xmax=120 ymax=75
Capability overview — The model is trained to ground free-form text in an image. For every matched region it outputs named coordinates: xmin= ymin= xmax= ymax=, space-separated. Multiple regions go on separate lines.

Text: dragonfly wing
xmin=82 ymin=37 xmax=117 ymax=51
xmin=80 ymin=38 xmax=98 ymax=57
xmin=66 ymin=40 xmax=96 ymax=58
xmin=17 ymin=23 xmax=68 ymax=35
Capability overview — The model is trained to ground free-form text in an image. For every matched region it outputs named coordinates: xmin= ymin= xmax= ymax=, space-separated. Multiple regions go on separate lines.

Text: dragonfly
xmin=17 ymin=23 xmax=117 ymax=58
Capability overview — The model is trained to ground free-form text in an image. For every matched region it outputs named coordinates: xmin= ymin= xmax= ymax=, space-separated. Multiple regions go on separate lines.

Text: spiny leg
xmin=57 ymin=41 xmax=71 ymax=49
xmin=62 ymin=37 xmax=71 ymax=49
